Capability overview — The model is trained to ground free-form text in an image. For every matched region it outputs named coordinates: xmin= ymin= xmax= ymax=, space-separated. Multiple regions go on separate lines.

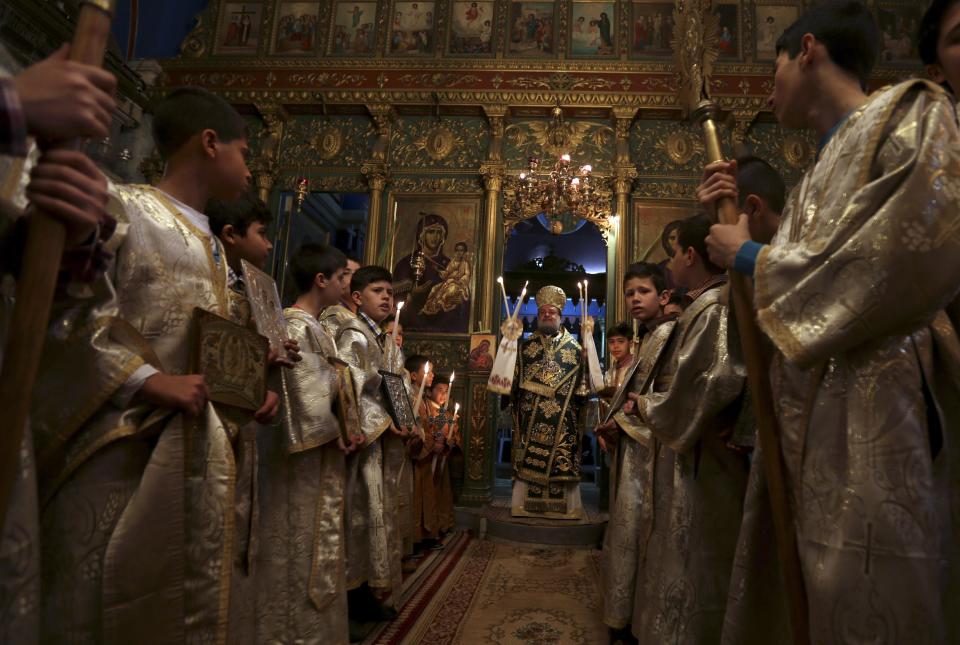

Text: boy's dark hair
xmin=430 ymin=375 xmax=451 ymax=388
xmin=736 ymin=155 xmax=786 ymax=215
xmin=623 ymin=261 xmax=667 ymax=294
xmin=405 ymin=354 xmax=430 ymax=374
xmin=206 ymin=192 xmax=273 ymax=238
xmin=607 ymin=322 xmax=634 ymax=341
xmin=152 ymin=87 xmax=248 ymax=159
xmin=289 ymin=243 xmax=347 ymax=295
xmin=676 ymin=214 xmax=725 ymax=275
xmin=668 ymin=289 xmax=686 ymax=306
xmin=775 ymin=1 xmax=879 ymax=90
xmin=350 ymin=265 xmax=392 ymax=293
xmin=345 ymin=253 xmax=362 ymax=266
xmin=920 ymin=0 xmax=960 ymax=67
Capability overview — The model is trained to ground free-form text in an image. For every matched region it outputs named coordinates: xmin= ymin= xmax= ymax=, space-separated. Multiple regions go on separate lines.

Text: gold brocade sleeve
xmin=611 ymin=319 xmax=677 ymax=445
xmin=634 ymin=293 xmax=745 ymax=454
xmin=755 ymin=82 xmax=960 ymax=368
xmin=336 ymin=326 xmax=392 ymax=443
xmin=281 ymin=314 xmax=341 ymax=452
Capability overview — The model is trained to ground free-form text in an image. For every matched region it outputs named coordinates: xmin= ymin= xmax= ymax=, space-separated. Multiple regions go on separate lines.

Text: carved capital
xmin=480 ymin=163 xmax=506 ymax=192
xmin=361 ymin=162 xmax=389 ymax=191
xmin=613 ymin=165 xmax=638 ymax=195
xmin=612 ymin=106 xmax=638 ymax=135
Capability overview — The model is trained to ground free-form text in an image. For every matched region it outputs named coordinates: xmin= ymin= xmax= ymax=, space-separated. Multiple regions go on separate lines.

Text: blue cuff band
xmin=733 ymin=240 xmax=764 ymax=277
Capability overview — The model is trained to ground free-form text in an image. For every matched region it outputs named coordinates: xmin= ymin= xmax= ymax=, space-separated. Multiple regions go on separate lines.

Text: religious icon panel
xmin=754 ymin=3 xmax=799 ymax=61
xmin=448 ymin=1 xmax=495 ymax=55
xmin=877 ymin=2 xmax=923 ymax=65
xmin=389 ymin=1 xmax=437 ymax=55
xmin=329 ymin=1 xmax=378 ymax=55
xmin=272 ymin=1 xmax=320 ymax=54
xmin=507 ymin=1 xmax=555 ymax=56
xmin=468 ymin=333 xmax=496 ymax=371
xmin=714 ymin=0 xmax=740 ymax=60
xmin=388 ymin=195 xmax=481 ymax=334
xmin=215 ymin=2 xmax=264 ymax=55
xmin=569 ymin=1 xmax=616 ymax=58
xmin=630 ymin=0 xmax=674 ymax=58
xmin=632 ymin=201 xmax=699 ymax=291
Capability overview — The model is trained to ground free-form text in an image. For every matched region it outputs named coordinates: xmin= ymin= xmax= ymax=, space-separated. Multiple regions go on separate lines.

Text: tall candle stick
xmin=577 ymin=281 xmax=584 ymax=322
xmin=584 ymin=279 xmax=589 ymax=321
xmin=391 ymin=301 xmax=404 ymax=350
xmin=497 ymin=276 xmax=510 ymax=318
xmin=414 ymin=361 xmax=430 ymax=412
xmin=446 ymin=371 xmax=455 ymax=411
xmin=511 ymin=280 xmax=529 ymax=320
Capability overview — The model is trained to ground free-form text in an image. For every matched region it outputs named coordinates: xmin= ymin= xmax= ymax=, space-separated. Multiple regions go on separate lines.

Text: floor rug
xmin=365 ymin=537 xmax=606 ymax=644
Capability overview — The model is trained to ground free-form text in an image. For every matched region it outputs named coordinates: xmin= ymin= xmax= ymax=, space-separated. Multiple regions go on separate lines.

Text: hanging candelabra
xmin=503 ymin=107 xmax=614 ymax=237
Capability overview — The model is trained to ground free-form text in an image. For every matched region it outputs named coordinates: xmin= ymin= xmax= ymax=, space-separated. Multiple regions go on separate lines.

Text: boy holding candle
xmin=406 ymin=354 xmax=444 ymax=550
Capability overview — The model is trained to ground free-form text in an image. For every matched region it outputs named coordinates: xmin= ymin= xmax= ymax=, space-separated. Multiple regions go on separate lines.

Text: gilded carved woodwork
xmin=389 ymin=176 xmax=484 ymax=193
xmin=468 ymin=381 xmax=488 ymax=482
xmin=390 ymin=116 xmax=488 ymax=168
xmin=404 ymin=339 xmax=470 ymax=372
xmin=503 ymin=119 xmax=615 ymax=173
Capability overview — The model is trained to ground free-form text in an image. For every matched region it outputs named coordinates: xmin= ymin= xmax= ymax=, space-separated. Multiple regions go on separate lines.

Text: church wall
xmin=161 ymin=0 xmax=931 ymax=507
xmin=0 ymin=0 xmax=927 ymax=506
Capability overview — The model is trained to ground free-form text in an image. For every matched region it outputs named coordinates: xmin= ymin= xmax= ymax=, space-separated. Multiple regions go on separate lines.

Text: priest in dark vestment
xmin=509 ymin=285 xmax=585 ymax=519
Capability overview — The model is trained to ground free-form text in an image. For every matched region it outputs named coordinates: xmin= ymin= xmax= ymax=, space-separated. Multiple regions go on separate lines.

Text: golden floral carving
xmin=468 ymin=382 xmax=488 ymax=481
xmin=311 ymin=125 xmax=344 ymax=160
xmin=389 ymin=176 xmax=483 ymax=193
xmin=288 ymin=72 xmax=366 ymax=87
xmin=662 ymin=131 xmax=703 ymax=166
xmin=395 ymin=73 xmax=483 ymax=88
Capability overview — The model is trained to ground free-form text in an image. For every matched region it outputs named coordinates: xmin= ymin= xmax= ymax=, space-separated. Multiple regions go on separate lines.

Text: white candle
xmin=414 ymin=361 xmax=430 ymax=412
xmin=577 ymin=281 xmax=584 ymax=322
xmin=391 ymin=301 xmax=404 ymax=349
xmin=497 ymin=276 xmax=510 ymax=318
xmin=511 ymin=280 xmax=529 ymax=320
xmin=453 ymin=402 xmax=460 ymax=421
xmin=584 ymin=279 xmax=589 ymax=322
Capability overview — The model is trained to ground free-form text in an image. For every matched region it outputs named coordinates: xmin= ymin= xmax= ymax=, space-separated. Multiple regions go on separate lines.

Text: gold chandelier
xmin=503 ymin=107 xmax=614 ymax=239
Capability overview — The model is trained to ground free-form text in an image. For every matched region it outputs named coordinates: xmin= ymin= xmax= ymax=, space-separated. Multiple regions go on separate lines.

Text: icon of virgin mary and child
xmin=392 ymin=212 xmax=473 ymax=333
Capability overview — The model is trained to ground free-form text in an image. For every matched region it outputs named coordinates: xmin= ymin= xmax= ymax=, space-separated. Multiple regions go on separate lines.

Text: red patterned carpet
xmin=362 ymin=532 xmax=605 ymax=644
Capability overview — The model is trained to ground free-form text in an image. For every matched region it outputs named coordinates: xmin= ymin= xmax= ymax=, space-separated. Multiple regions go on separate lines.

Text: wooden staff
xmin=0 ymin=0 xmax=116 ymax=527
xmin=692 ymin=100 xmax=810 ymax=644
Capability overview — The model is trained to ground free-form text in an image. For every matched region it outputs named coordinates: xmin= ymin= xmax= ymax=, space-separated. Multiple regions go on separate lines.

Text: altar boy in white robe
xmin=31 ymin=87 xmax=280 ymax=644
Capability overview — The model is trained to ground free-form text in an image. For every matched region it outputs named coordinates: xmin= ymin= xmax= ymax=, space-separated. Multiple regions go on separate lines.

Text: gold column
xmin=361 ymin=163 xmax=388 ymax=265
xmin=361 ymin=104 xmax=394 ymax=265
xmin=478 ymin=163 xmax=504 ymax=332
xmin=611 ymin=107 xmax=638 ymax=324
xmin=477 ymin=105 xmax=507 ymax=332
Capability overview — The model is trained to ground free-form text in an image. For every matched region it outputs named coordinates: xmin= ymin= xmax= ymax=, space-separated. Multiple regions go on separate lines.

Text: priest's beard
xmin=537 ymin=320 xmax=560 ymax=336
